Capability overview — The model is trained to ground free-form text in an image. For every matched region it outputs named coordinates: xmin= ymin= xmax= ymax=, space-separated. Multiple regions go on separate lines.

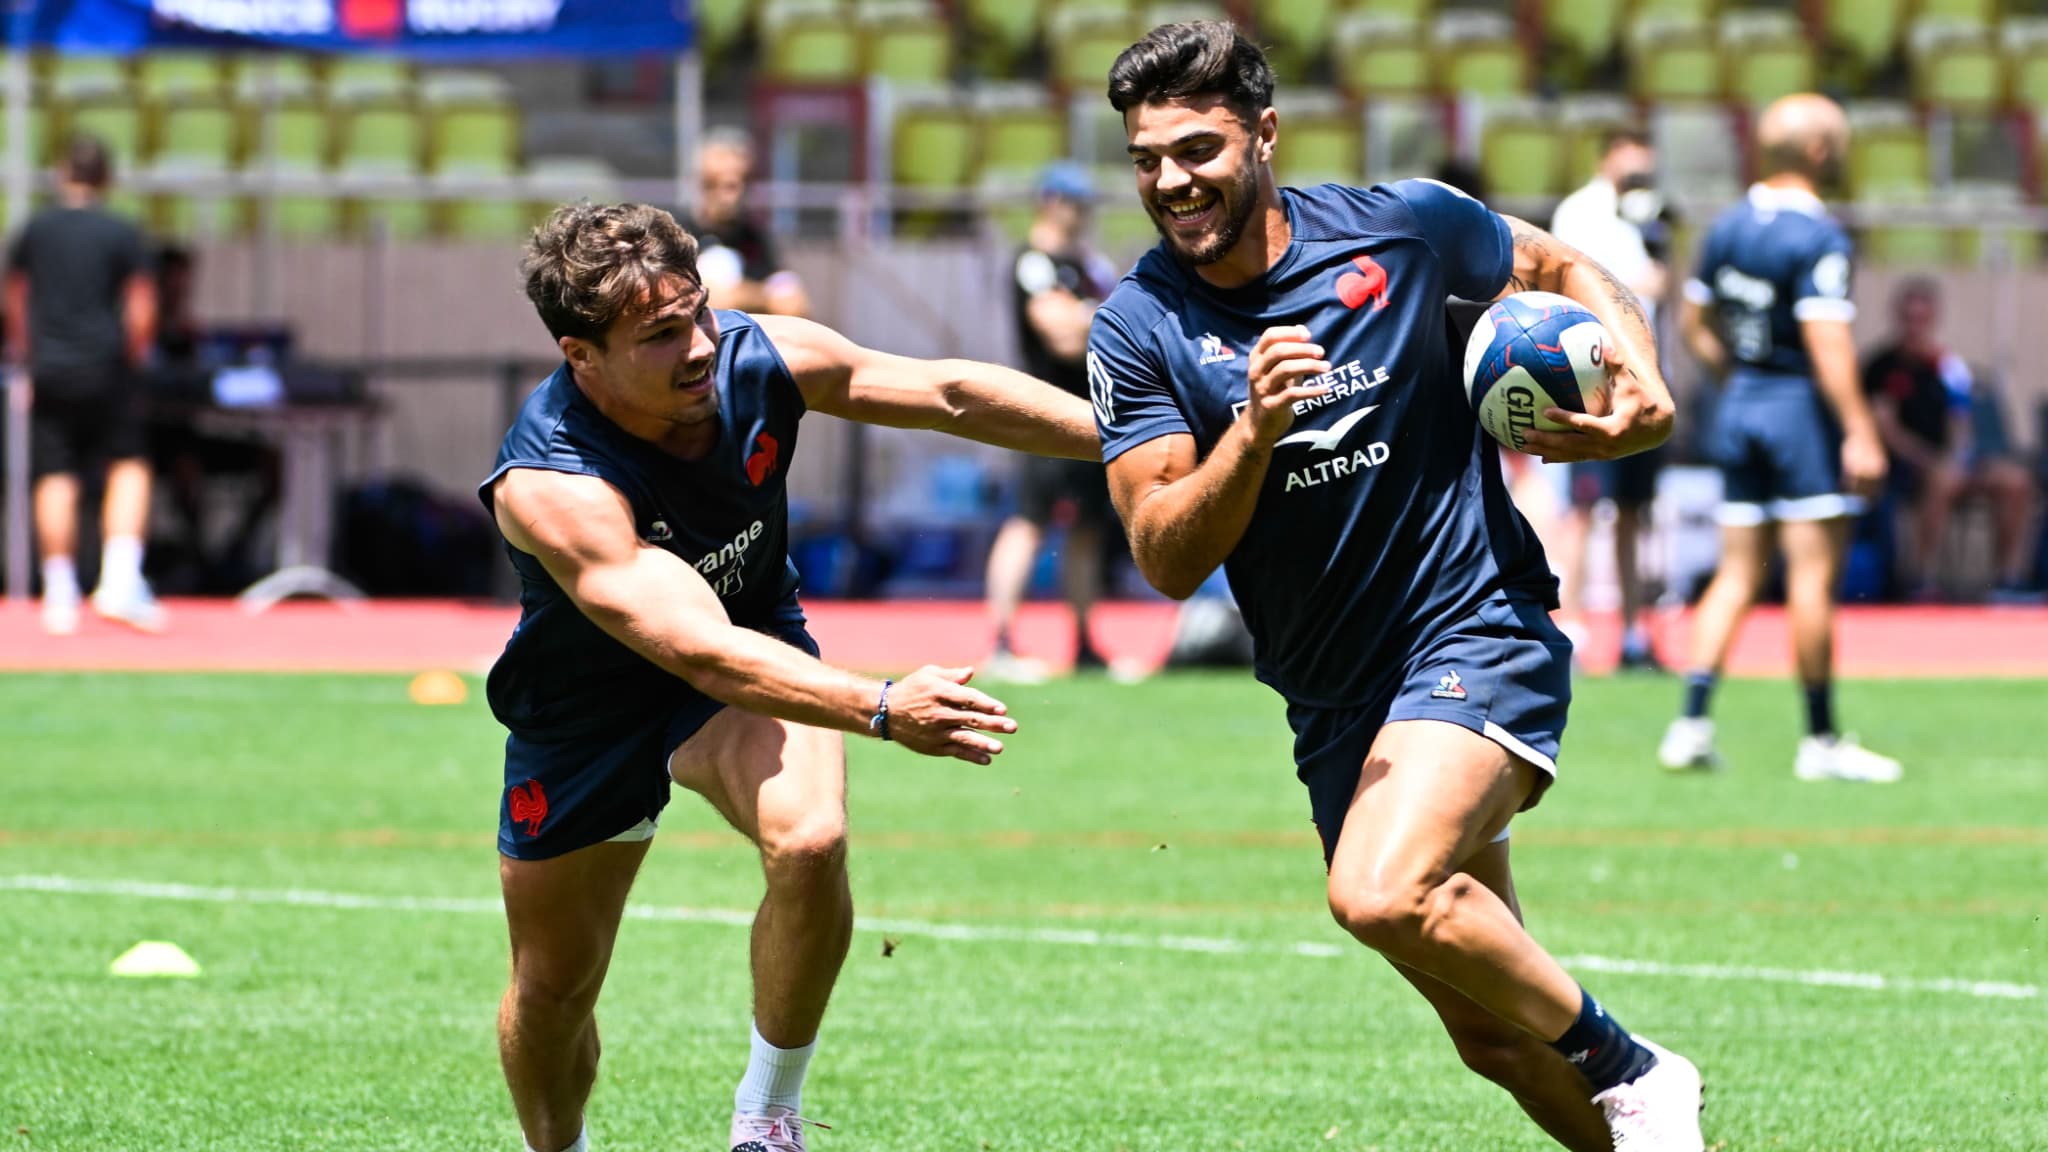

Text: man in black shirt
xmin=4 ymin=135 xmax=161 ymax=634
xmin=982 ymin=163 xmax=1123 ymax=678
xmin=1863 ymin=277 xmax=2037 ymax=600
xmin=681 ymin=129 xmax=810 ymax=317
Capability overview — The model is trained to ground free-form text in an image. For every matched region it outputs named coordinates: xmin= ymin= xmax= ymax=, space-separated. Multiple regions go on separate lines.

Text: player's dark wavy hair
xmin=1106 ymin=21 xmax=1274 ymax=127
xmin=522 ymin=201 xmax=700 ymax=348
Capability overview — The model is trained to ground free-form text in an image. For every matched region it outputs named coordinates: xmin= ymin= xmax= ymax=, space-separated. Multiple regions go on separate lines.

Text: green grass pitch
xmin=2 ymin=671 xmax=2044 ymax=1151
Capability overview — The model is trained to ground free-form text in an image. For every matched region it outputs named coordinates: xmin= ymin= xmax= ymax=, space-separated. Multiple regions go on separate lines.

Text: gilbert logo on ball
xmin=1462 ymin=292 xmax=1610 ymax=452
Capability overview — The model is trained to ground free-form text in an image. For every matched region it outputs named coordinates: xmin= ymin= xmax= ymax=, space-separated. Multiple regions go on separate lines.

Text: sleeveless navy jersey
xmin=1090 ymin=180 xmax=1556 ymax=708
xmin=479 ymin=310 xmax=804 ymax=738
xmin=1684 ymin=183 xmax=1856 ymax=394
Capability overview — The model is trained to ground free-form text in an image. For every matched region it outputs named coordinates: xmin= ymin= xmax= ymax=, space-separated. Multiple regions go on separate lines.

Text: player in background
xmin=1091 ymin=23 xmax=1702 ymax=1151
xmin=1660 ymin=94 xmax=1903 ymax=782
xmin=486 ymin=202 xmax=1096 ymax=1152
xmin=1547 ymin=128 xmax=1670 ymax=672
xmin=983 ymin=162 xmax=1124 ymax=680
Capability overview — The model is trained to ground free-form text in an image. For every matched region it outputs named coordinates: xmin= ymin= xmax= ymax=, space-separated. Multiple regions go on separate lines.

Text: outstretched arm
xmin=759 ymin=313 xmax=1098 ymax=460
xmin=1498 ymin=215 xmax=1675 ymax=462
xmin=492 ymin=467 xmax=1015 ymax=763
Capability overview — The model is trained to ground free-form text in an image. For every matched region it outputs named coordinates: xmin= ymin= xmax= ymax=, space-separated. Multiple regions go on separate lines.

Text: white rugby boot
xmin=1592 ymin=1037 xmax=1705 ymax=1151
xmin=730 ymin=1106 xmax=828 ymax=1152
xmin=1657 ymin=717 xmax=1720 ymax=771
xmin=1795 ymin=735 xmax=1902 ymax=782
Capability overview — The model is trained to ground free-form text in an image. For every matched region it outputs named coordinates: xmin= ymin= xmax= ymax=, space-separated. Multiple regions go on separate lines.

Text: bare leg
xmin=1392 ymin=838 xmax=1612 ymax=1152
xmin=101 ymin=456 xmax=152 ymax=541
xmin=1779 ymin=516 xmax=1847 ymax=688
xmin=670 ymin=707 xmax=852 ymax=1049
xmin=1983 ymin=461 xmax=2037 ymax=586
xmin=1060 ymin=522 xmax=1103 ymax=659
xmin=1325 ymin=720 xmax=1582 ymax=1039
xmin=32 ymin=471 xmax=79 ymax=562
xmin=1685 ymin=522 xmax=1772 ymax=676
xmin=1614 ymin=503 xmax=1647 ymax=643
xmin=1913 ymin=469 xmax=1963 ymax=593
xmin=499 ymin=838 xmax=651 ymax=1152
xmin=983 ymin=516 xmax=1042 ymax=653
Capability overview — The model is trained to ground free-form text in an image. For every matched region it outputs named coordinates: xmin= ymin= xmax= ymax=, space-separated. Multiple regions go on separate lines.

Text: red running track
xmin=1 ymin=598 xmax=2046 ymax=677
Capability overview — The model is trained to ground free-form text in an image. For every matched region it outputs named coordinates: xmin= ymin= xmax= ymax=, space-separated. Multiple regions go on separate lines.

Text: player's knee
xmin=1327 ymin=877 xmax=1432 ymax=956
xmin=509 ymin=951 xmax=607 ymax=1021
xmin=760 ymin=810 xmax=849 ymax=887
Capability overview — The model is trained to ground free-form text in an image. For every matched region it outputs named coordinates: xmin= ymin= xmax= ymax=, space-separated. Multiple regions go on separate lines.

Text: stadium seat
xmin=1540 ymin=0 xmax=1627 ymax=86
xmin=1915 ymin=38 xmax=2006 ymax=110
xmin=431 ymin=105 xmax=521 ymax=177
xmin=1820 ymin=0 xmax=1908 ymax=88
xmin=339 ymin=107 xmax=424 ymax=176
xmin=1725 ymin=38 xmax=1816 ymax=106
xmin=1952 ymin=182 xmax=2040 ymax=267
xmin=893 ymin=101 xmax=979 ymax=190
xmin=259 ymin=104 xmax=335 ymax=173
xmin=267 ymin=195 xmax=344 ymax=239
xmin=45 ymin=54 xmax=128 ymax=101
xmin=1441 ymin=38 xmax=1530 ymax=98
xmin=694 ymin=0 xmax=756 ymax=59
xmin=0 ymin=103 xmax=50 ymax=170
xmin=327 ymin=57 xmax=414 ymax=105
xmin=1630 ymin=23 xmax=1722 ymax=101
xmin=1629 ymin=0 xmax=1714 ymax=18
xmin=60 ymin=103 xmax=144 ymax=175
xmin=1332 ymin=14 xmax=1434 ymax=96
xmin=1275 ymin=112 xmax=1364 ymax=187
xmin=231 ymin=54 xmax=320 ymax=103
xmin=959 ymin=0 xmax=1045 ymax=75
xmin=2013 ymin=44 xmax=2048 ymax=108
xmin=526 ymin=155 xmax=624 ymax=222
xmin=443 ymin=198 xmax=544 ymax=241
xmin=1048 ymin=8 xmax=1145 ymax=93
xmin=1253 ymin=0 xmax=1339 ymax=82
xmin=417 ymin=69 xmax=514 ymax=107
xmin=865 ymin=17 xmax=956 ymax=86
xmin=976 ymin=92 xmax=1070 ymax=190
xmin=766 ymin=17 xmax=865 ymax=81
xmin=353 ymin=197 xmax=434 ymax=240
xmin=1350 ymin=0 xmax=1436 ymax=17
xmin=1915 ymin=0 xmax=1997 ymax=28
xmin=1850 ymin=119 xmax=1946 ymax=265
xmin=1480 ymin=115 xmax=1569 ymax=199
xmin=136 ymin=52 xmax=227 ymax=103
xmin=151 ymin=104 xmax=241 ymax=175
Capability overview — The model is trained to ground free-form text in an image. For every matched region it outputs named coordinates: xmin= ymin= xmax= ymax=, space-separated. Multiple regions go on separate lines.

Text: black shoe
xmin=1072 ymin=645 xmax=1108 ymax=671
xmin=1617 ymin=647 xmax=1668 ymax=674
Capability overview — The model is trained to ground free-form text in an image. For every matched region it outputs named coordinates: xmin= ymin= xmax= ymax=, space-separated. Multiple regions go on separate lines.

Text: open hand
xmin=883 ymin=665 xmax=1017 ymax=765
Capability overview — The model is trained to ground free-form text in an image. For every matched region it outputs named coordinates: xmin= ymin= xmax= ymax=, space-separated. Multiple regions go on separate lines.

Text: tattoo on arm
xmin=1506 ymin=217 xmax=1651 ymax=332
xmin=1505 ymin=220 xmax=1545 ymax=295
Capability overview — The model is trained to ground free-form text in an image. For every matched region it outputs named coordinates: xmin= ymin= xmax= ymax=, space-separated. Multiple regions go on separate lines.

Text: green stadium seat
xmin=976 ymin=101 xmax=1070 ymax=190
xmin=417 ymin=68 xmax=513 ymax=107
xmin=767 ymin=18 xmax=864 ymax=81
xmin=1274 ymin=113 xmax=1363 ymax=188
xmin=231 ymin=54 xmax=320 ymax=103
xmin=695 ymin=0 xmax=755 ymax=58
xmin=1440 ymin=37 xmax=1529 ymax=97
xmin=1726 ymin=39 xmax=1815 ymax=106
xmin=1850 ymin=123 xmax=1945 ymax=264
xmin=1480 ymin=117 xmax=1568 ymax=199
xmin=1350 ymin=0 xmax=1436 ymax=18
xmin=893 ymin=103 xmax=978 ymax=190
xmin=136 ymin=52 xmax=226 ymax=103
xmin=960 ymin=0 xmax=1045 ymax=74
xmin=45 ymin=54 xmax=129 ymax=101
xmin=268 ymin=195 xmax=343 ymax=239
xmin=865 ymin=17 xmax=955 ymax=86
xmin=2013 ymin=46 xmax=2048 ymax=108
xmin=152 ymin=104 xmax=241 ymax=174
xmin=1332 ymin=15 xmax=1433 ymax=97
xmin=443 ymin=198 xmax=544 ymax=241
xmin=1253 ymin=0 xmax=1339 ymax=82
xmin=1916 ymin=40 xmax=2005 ymax=110
xmin=431 ymin=104 xmax=521 ymax=177
xmin=1048 ymin=10 xmax=1144 ymax=93
xmin=1541 ymin=0 xmax=1626 ymax=83
xmin=353 ymin=197 xmax=433 ymax=240
xmin=155 ymin=194 xmax=238 ymax=239
xmin=327 ymin=57 xmax=414 ymax=105
xmin=0 ymin=103 xmax=51 ymax=170
xmin=1821 ymin=0 xmax=1907 ymax=86
xmin=1915 ymin=0 xmax=1996 ymax=27
xmin=61 ymin=103 xmax=144 ymax=175
xmin=339 ymin=107 xmax=424 ymax=175
xmin=1629 ymin=0 xmax=1714 ymax=18
xmin=1631 ymin=33 xmax=1722 ymax=101
xmin=259 ymin=104 xmax=335 ymax=173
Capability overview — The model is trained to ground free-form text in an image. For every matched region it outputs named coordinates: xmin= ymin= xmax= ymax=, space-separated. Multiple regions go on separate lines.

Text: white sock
xmin=523 ymin=1125 xmax=586 ymax=1152
xmin=100 ymin=535 xmax=144 ymax=594
xmin=41 ymin=556 xmax=79 ymax=602
xmin=734 ymin=1023 xmax=815 ymax=1115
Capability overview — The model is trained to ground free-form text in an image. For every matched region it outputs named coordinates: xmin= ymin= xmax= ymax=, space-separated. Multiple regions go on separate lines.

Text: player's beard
xmin=1150 ymin=162 xmax=1260 ymax=267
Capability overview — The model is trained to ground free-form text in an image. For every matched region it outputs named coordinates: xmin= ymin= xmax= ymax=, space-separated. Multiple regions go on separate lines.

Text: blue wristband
xmin=869 ymin=679 xmax=893 ymax=741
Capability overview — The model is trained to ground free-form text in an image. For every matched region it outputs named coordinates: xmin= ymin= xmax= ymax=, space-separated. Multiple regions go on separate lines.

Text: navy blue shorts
xmin=498 ymin=618 xmax=820 ymax=860
xmin=1709 ymin=385 xmax=1861 ymax=525
xmin=1288 ymin=597 xmax=1571 ymax=867
xmin=1568 ymin=446 xmax=1663 ymax=509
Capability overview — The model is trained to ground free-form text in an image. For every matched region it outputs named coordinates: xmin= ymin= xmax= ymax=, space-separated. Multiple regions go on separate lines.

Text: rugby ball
xmin=1463 ymin=291 xmax=1611 ymax=453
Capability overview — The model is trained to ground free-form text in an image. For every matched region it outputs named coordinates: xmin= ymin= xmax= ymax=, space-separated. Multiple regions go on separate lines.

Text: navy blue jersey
xmin=479 ymin=310 xmax=804 ymax=738
xmin=1684 ymin=183 xmax=1856 ymax=391
xmin=1090 ymin=180 xmax=1556 ymax=708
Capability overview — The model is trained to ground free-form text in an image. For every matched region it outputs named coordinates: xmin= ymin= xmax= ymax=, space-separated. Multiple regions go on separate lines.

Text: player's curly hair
xmin=1106 ymin=20 xmax=1274 ymax=128
xmin=521 ymin=201 xmax=700 ymax=347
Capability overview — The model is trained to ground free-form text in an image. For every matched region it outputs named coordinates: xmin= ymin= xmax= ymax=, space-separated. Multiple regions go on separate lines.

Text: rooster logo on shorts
xmin=508 ymin=779 xmax=549 ymax=837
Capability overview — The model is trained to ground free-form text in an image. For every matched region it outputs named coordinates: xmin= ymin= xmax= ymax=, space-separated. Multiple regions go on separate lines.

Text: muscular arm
xmin=1107 ymin=326 xmax=1330 ymax=601
xmin=760 ymin=313 xmax=1098 ymax=460
xmin=1680 ymin=296 xmax=1727 ymax=378
xmin=1500 ymin=215 xmax=1675 ymax=457
xmin=493 ymin=467 xmax=887 ymax=733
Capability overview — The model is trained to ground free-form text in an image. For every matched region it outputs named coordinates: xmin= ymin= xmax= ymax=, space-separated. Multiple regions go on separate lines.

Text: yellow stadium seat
xmin=327 ymin=57 xmax=414 ymax=105
xmin=1821 ymin=0 xmax=1907 ymax=85
xmin=259 ymin=104 xmax=334 ymax=173
xmin=1253 ymin=0 xmax=1337 ymax=82
xmin=268 ymin=195 xmax=344 ymax=239
xmin=695 ymin=0 xmax=755 ymax=58
xmin=1351 ymin=0 xmax=1436 ymax=17
xmin=767 ymin=18 xmax=864 ymax=82
xmin=45 ymin=54 xmax=129 ymax=101
xmin=443 ymin=198 xmax=545 ymax=241
xmin=61 ymin=103 xmax=144 ymax=175
xmin=1274 ymin=113 xmax=1363 ymax=187
xmin=1849 ymin=126 xmax=1931 ymax=200
xmin=960 ymin=0 xmax=1045 ymax=73
xmin=2013 ymin=47 xmax=2048 ymax=108
xmin=977 ymin=104 xmax=1070 ymax=190
xmin=353 ymin=197 xmax=433 ymax=240
xmin=865 ymin=18 xmax=954 ymax=86
xmin=1542 ymin=0 xmax=1626 ymax=81
xmin=1632 ymin=33 xmax=1722 ymax=101
xmin=339 ymin=107 xmax=424 ymax=175
xmin=1333 ymin=16 xmax=1433 ymax=97
xmin=1049 ymin=10 xmax=1144 ymax=93
xmin=894 ymin=103 xmax=978 ymax=189
xmin=136 ymin=52 xmax=226 ymax=102
xmin=1441 ymin=37 xmax=1529 ymax=97
xmin=1481 ymin=117 xmax=1569 ymax=199
xmin=1916 ymin=0 xmax=1995 ymax=26
xmin=1630 ymin=0 xmax=1714 ymax=18
xmin=152 ymin=104 xmax=240 ymax=174
xmin=1916 ymin=40 xmax=2005 ymax=110
xmin=231 ymin=54 xmax=320 ymax=103
xmin=432 ymin=104 xmax=521 ymax=177
xmin=1726 ymin=39 xmax=1815 ymax=106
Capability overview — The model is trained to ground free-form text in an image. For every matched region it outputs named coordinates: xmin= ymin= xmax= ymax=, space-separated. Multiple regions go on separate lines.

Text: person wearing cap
xmin=983 ymin=163 xmax=1124 ymax=679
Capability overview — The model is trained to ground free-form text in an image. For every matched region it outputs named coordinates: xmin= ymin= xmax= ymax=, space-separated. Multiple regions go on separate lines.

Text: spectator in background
xmin=1863 ymin=277 xmax=2039 ymax=602
xmin=983 ymin=162 xmax=1123 ymax=680
xmin=4 ymin=135 xmax=161 ymax=634
xmin=1547 ymin=128 xmax=1670 ymax=671
xmin=683 ymin=128 xmax=811 ymax=317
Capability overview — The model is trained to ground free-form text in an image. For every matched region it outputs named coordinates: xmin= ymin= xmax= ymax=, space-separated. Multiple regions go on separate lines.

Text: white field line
xmin=3 ymin=873 xmax=2035 ymax=1001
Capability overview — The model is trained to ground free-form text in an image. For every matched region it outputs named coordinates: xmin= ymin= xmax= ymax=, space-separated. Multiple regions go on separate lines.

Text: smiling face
xmin=562 ymin=273 xmax=722 ymax=441
xmin=1124 ymin=94 xmax=1275 ymax=268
